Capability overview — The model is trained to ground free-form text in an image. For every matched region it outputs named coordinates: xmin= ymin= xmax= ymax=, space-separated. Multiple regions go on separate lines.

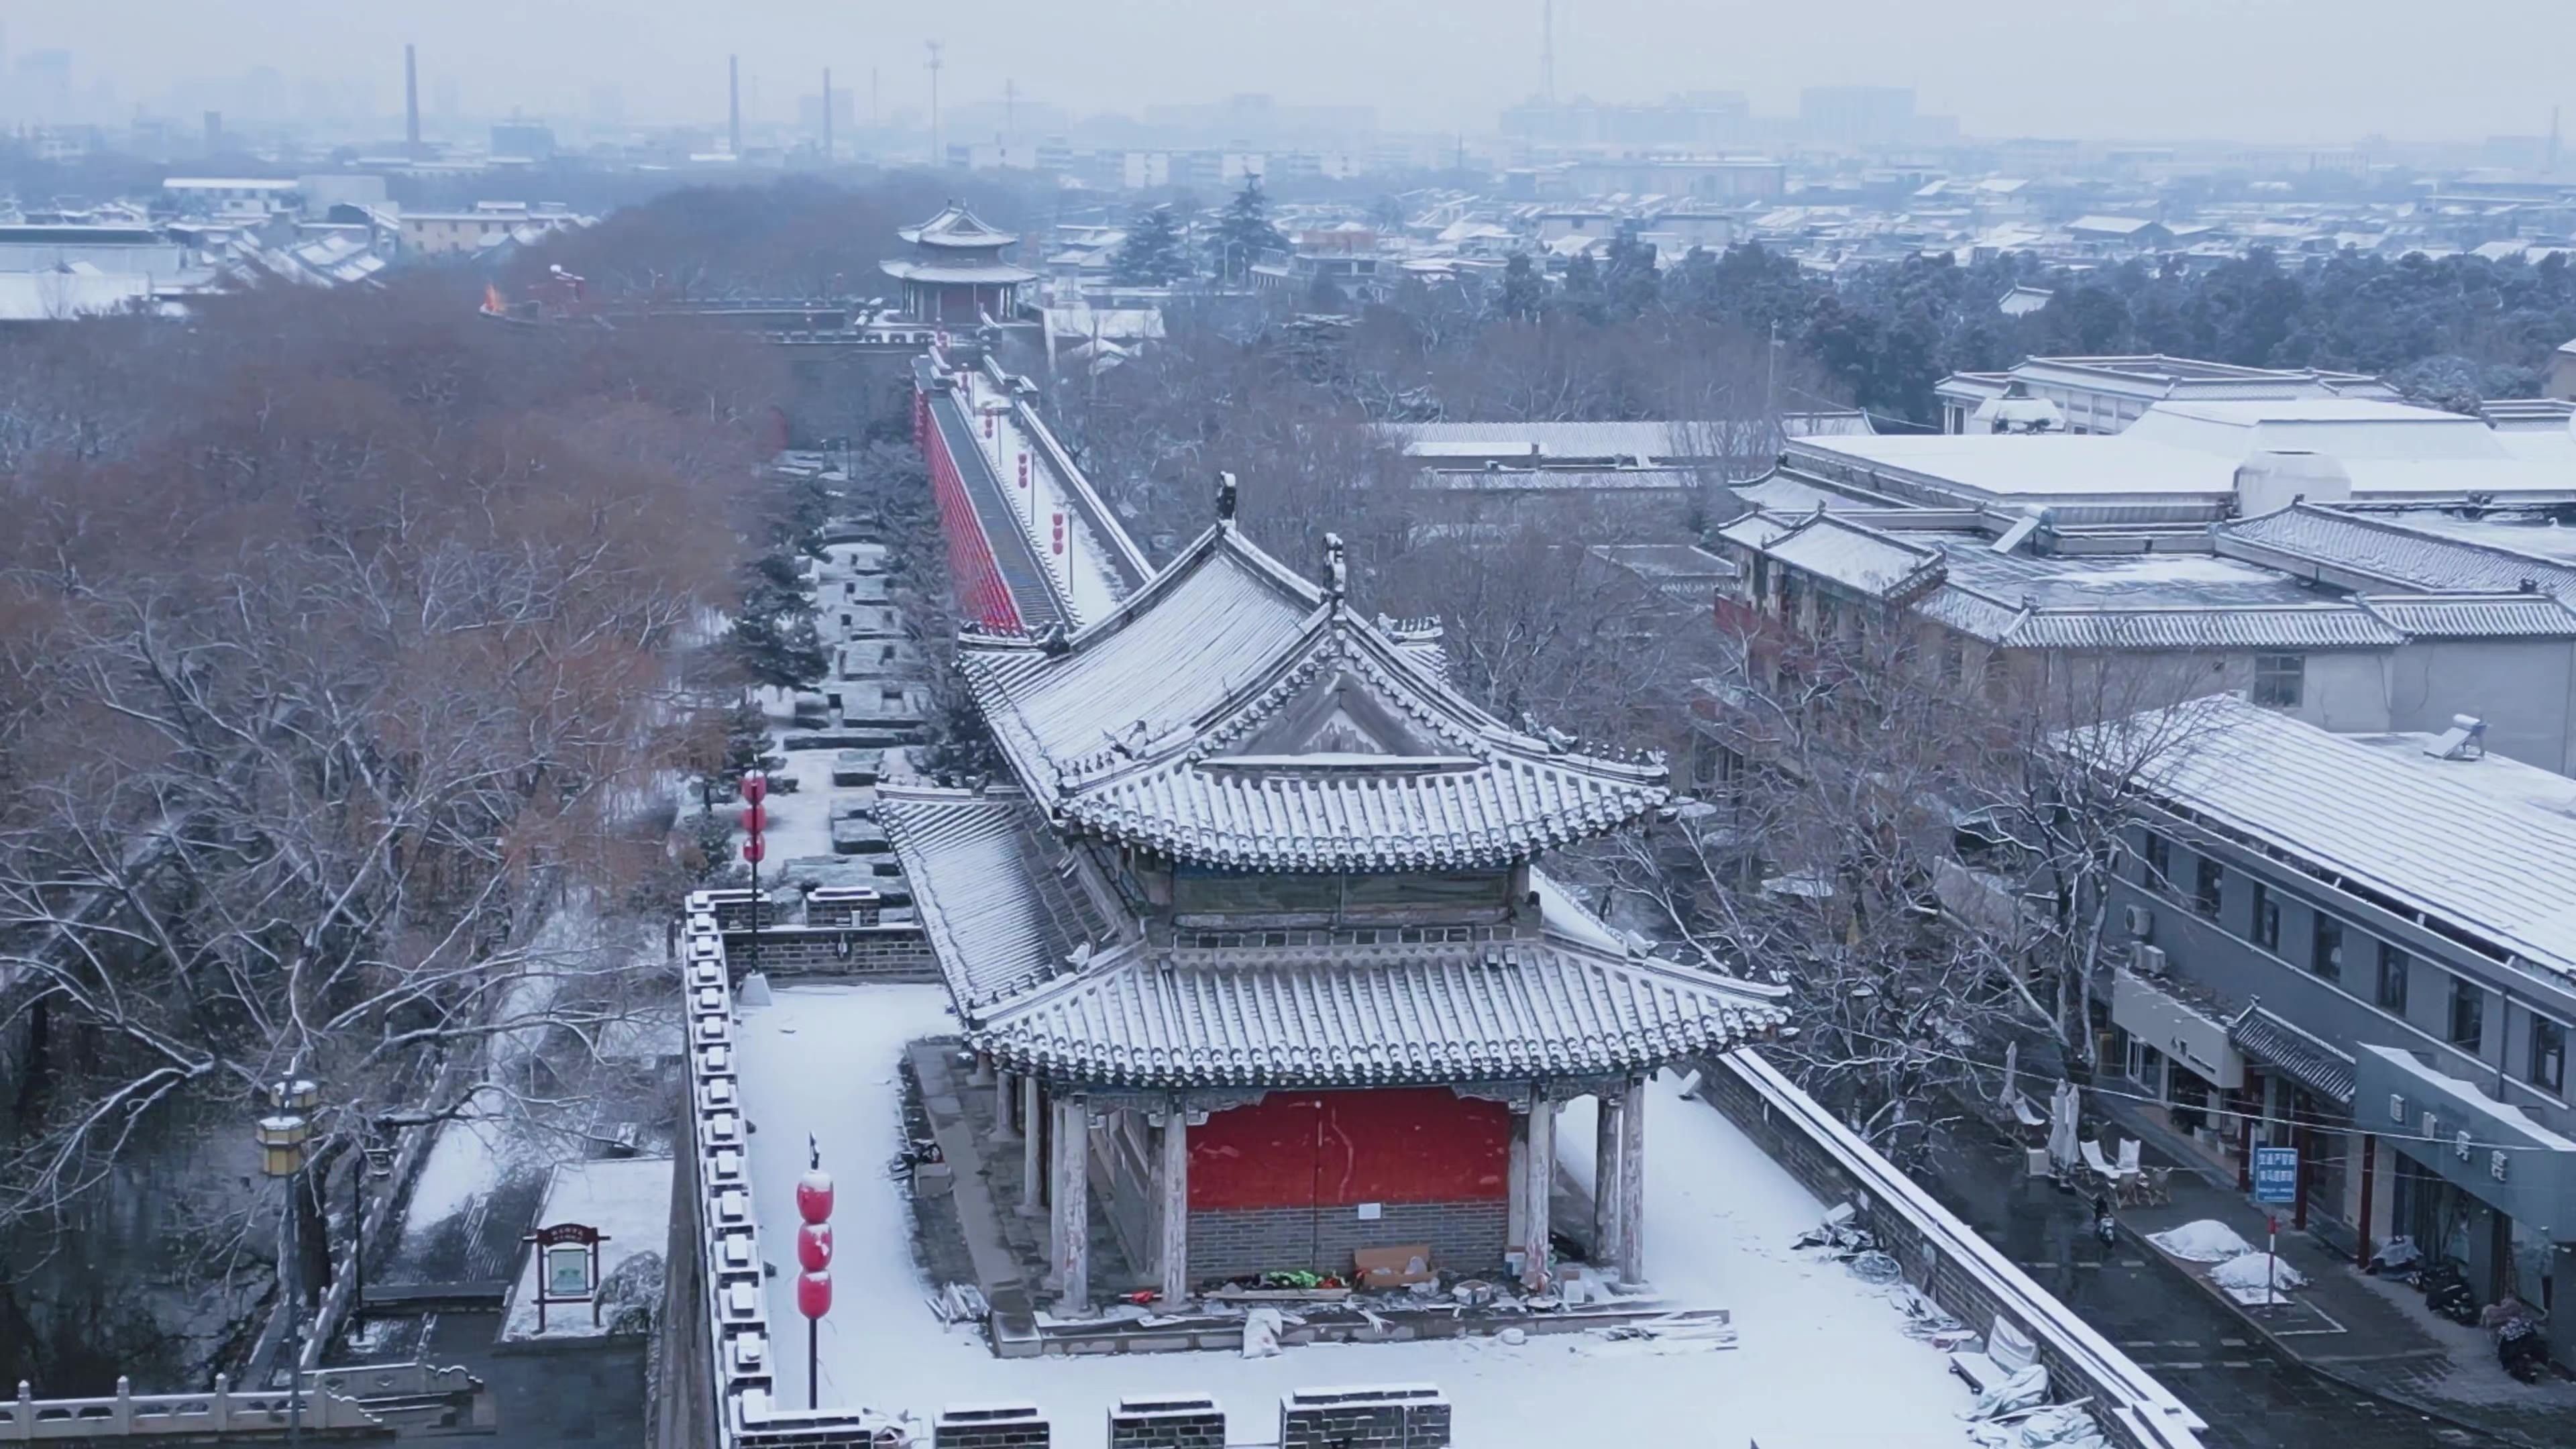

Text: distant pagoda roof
xmin=880 ymin=258 xmax=1040 ymax=285
xmin=898 ymin=200 xmax=1023 ymax=251
xmin=878 ymin=786 xmax=1786 ymax=1087
xmin=958 ymin=524 xmax=1671 ymax=871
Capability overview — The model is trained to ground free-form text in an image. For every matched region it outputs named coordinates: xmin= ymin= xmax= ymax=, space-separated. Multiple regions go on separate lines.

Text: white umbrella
xmin=2047 ymin=1081 xmax=2082 ymax=1171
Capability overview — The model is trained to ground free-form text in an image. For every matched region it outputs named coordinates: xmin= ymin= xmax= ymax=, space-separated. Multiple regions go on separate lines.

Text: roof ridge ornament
xmin=1324 ymin=532 xmax=1347 ymax=601
xmin=1216 ymin=471 xmax=1238 ymax=523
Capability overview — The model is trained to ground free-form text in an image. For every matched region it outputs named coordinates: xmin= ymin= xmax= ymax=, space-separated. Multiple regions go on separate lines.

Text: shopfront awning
xmin=2355 ymin=1045 xmax=2576 ymax=1242
xmin=2230 ymin=1006 xmax=2356 ymax=1107
xmin=2112 ymin=967 xmax=2245 ymax=1089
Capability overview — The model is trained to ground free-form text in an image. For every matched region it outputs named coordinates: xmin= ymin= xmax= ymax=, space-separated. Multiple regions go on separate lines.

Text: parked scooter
xmin=2090 ymin=1194 xmax=2118 ymax=1248
xmin=2418 ymin=1259 xmax=2480 ymax=1326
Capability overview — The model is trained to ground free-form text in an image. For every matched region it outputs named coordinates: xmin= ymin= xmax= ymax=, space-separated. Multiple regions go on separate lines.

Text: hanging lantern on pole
xmin=797 ymin=1136 xmax=834 ymax=1408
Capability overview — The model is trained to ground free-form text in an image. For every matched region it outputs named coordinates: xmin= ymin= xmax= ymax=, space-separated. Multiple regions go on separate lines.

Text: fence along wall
xmin=1701 ymin=1049 xmax=2209 ymax=1449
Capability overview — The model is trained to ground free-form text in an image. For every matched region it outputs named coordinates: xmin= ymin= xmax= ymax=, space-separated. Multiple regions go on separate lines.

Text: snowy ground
xmin=735 ymin=983 xmax=1980 ymax=1449
xmin=500 ymin=1158 xmax=675 ymax=1342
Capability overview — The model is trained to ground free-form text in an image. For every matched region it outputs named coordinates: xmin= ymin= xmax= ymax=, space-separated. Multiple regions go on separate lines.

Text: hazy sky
xmin=13 ymin=0 xmax=2576 ymax=143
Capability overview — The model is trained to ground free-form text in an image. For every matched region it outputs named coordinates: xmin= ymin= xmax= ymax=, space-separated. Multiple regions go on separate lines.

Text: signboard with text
xmin=2252 ymin=1146 xmax=2300 ymax=1205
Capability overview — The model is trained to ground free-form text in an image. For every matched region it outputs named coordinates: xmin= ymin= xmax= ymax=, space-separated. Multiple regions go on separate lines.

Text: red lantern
xmin=796 ymin=1269 xmax=833 ymax=1320
xmin=741 ymin=838 xmax=765 ymax=864
xmin=1052 ymin=513 xmax=1065 ymax=556
xmin=798 ymin=1168 xmax=835 ymax=1224
xmin=740 ymin=771 xmax=768 ymax=804
xmin=740 ymin=804 xmax=767 ymax=834
xmin=798 ymin=1222 xmax=833 ymax=1271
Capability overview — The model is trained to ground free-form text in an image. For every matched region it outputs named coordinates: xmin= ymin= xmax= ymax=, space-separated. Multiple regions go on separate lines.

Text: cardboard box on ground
xmin=1352 ymin=1244 xmax=1434 ymax=1289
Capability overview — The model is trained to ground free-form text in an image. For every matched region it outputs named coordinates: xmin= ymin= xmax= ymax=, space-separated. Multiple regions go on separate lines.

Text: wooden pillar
xmin=1519 ymin=1098 xmax=1556 ymax=1289
xmin=1505 ymin=1112 xmax=1529 ymax=1252
xmin=1019 ymin=1075 xmax=1044 ymax=1216
xmin=992 ymin=1068 xmax=1018 ymax=1141
xmin=1157 ymin=1112 xmax=1191 ymax=1305
xmin=1052 ymin=1095 xmax=1091 ymax=1316
xmin=1593 ymin=1089 xmax=1627 ymax=1273
xmin=1616 ymin=1075 xmax=1647 ymax=1285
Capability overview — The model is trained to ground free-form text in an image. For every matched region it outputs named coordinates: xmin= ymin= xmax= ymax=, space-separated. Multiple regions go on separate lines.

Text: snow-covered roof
xmin=880 ymin=259 xmax=1040 ymax=285
xmin=1717 ymin=508 xmax=1945 ymax=600
xmin=2100 ymin=695 xmax=2576 ymax=983
xmin=969 ymin=936 xmax=1785 ymax=1087
xmin=898 ymin=200 xmax=1021 ymax=250
xmin=2065 ymin=215 xmax=2161 ymax=235
xmin=1381 ymin=420 xmax=1725 ymax=463
xmin=2214 ymin=504 xmax=2576 ymax=599
xmin=960 ymin=525 xmax=1669 ymax=871
xmin=1791 ymin=399 xmax=2576 ymax=504
xmin=879 ymin=781 xmax=1780 ymax=1084
xmin=875 ymin=788 xmax=1110 ymax=1008
xmin=2357 ymin=592 xmax=2576 ymax=639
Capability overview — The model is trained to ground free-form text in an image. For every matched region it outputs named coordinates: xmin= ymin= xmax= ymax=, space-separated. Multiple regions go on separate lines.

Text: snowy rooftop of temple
xmin=952 ymin=523 xmax=1672 ymax=871
xmin=724 ymin=979 xmax=1991 ymax=1449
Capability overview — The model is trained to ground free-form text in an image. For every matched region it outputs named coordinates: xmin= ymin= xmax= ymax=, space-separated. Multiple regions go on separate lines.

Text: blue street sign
xmin=2253 ymin=1145 xmax=2299 ymax=1205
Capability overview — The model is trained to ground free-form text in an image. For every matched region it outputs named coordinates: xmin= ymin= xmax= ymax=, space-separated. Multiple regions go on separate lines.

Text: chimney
xmin=404 ymin=44 xmax=421 ymax=155
xmin=822 ymin=68 xmax=833 ymax=162
xmin=729 ymin=54 xmax=741 ymax=156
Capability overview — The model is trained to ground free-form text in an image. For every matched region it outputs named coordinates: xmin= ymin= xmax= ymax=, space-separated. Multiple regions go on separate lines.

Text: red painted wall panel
xmin=915 ymin=390 xmax=1023 ymax=634
xmin=1188 ymin=1088 xmax=1509 ymax=1212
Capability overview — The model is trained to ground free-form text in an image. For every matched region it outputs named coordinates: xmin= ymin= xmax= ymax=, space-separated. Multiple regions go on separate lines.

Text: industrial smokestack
xmin=405 ymin=44 xmax=420 ymax=154
xmin=729 ymin=54 xmax=741 ymax=157
xmin=822 ymin=68 xmax=833 ymax=162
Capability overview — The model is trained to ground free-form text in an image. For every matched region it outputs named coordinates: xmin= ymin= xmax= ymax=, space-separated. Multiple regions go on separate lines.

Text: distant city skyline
xmin=7 ymin=1 xmax=2575 ymax=146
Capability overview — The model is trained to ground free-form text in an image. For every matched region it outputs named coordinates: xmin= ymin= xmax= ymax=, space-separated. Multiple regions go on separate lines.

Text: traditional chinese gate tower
xmin=880 ymin=200 xmax=1037 ymax=326
xmin=883 ymin=488 xmax=1784 ymax=1316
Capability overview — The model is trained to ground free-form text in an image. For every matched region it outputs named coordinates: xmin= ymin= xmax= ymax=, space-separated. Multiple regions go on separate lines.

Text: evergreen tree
xmin=722 ymin=694 xmax=786 ymax=784
xmin=1209 ymin=180 xmax=1288 ymax=283
xmin=1112 ymin=205 xmax=1191 ymax=286
xmin=726 ymin=549 xmax=830 ymax=691
xmin=1498 ymin=252 xmax=1544 ymax=321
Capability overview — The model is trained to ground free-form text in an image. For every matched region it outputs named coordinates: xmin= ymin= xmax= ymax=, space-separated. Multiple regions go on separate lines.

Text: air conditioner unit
xmin=2123 ymin=903 xmax=2155 ymax=941
xmin=2133 ymin=943 xmax=2168 ymax=975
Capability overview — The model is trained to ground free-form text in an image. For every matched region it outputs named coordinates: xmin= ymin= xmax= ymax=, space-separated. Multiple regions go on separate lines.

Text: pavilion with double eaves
xmin=882 ymin=496 xmax=1785 ymax=1314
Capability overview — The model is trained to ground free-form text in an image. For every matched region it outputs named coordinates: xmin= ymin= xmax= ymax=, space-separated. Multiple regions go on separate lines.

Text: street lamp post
xmin=257 ymin=1078 xmax=319 ymax=1448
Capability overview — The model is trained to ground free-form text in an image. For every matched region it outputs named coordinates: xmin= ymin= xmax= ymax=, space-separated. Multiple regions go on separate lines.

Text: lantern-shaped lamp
xmin=257 ymin=1114 xmax=311 ymax=1179
xmin=797 ymin=1268 xmax=833 ymax=1320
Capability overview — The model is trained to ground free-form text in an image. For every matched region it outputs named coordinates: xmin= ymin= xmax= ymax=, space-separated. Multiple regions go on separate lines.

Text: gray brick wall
xmin=1278 ymin=1388 xmax=1450 ymax=1449
xmin=933 ymin=1404 xmax=1050 ymax=1449
xmin=1189 ymin=1199 xmax=1506 ymax=1284
xmin=1106 ymin=1397 xmax=1224 ymax=1449
xmin=718 ymin=925 xmax=939 ymax=981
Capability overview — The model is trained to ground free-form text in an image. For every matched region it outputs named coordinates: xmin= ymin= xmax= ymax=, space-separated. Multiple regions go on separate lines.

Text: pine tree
xmin=1210 ymin=180 xmax=1287 ymax=283
xmin=722 ymin=695 xmax=785 ymax=784
xmin=1112 ymin=205 xmax=1190 ymax=286
xmin=1499 ymin=252 xmax=1544 ymax=320
xmin=726 ymin=550 xmax=830 ymax=691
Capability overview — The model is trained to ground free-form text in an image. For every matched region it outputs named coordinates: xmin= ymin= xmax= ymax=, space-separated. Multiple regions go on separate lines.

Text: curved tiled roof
xmin=963 ymin=526 xmax=1669 ymax=869
xmin=2359 ymin=592 xmax=2576 ymax=639
xmin=969 ymin=941 xmax=1787 ymax=1087
xmin=1996 ymin=605 xmax=2405 ymax=651
xmin=2216 ymin=504 xmax=2576 ymax=598
xmin=876 ymin=787 xmax=1114 ymax=1008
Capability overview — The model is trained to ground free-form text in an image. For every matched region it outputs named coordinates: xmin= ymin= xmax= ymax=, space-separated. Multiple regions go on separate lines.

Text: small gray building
xmin=2096 ymin=695 xmax=2576 ymax=1362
